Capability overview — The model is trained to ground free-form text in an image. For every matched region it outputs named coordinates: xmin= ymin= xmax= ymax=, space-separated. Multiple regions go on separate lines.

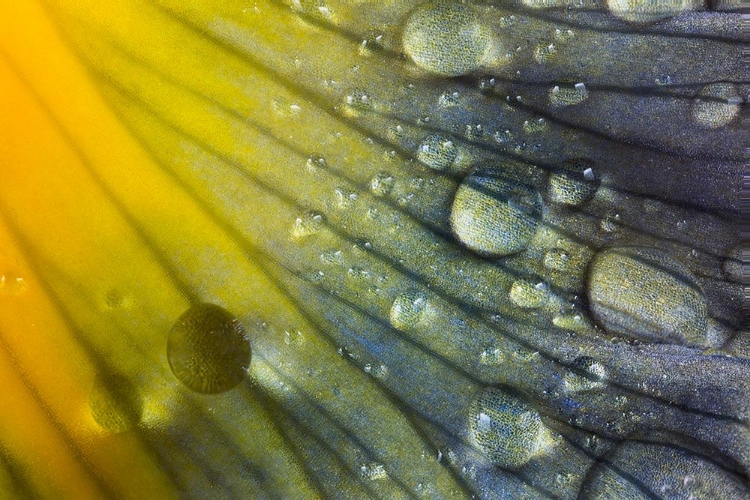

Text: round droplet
xmin=469 ymin=388 xmax=551 ymax=469
xmin=402 ymin=2 xmax=491 ymax=76
xmin=607 ymin=0 xmax=703 ymax=23
xmin=390 ymin=291 xmax=426 ymax=330
xmin=544 ymin=248 xmax=571 ymax=271
xmin=548 ymin=85 xmax=589 ymax=107
xmin=509 ymin=281 xmax=548 ymax=309
xmin=450 ymin=171 xmax=542 ymax=256
xmin=563 ymin=356 xmax=607 ymax=392
xmin=692 ymin=83 xmax=741 ymax=129
xmin=548 ymin=159 xmax=600 ymax=206
xmin=370 ymin=172 xmax=395 ymax=197
xmin=291 ymin=211 xmax=324 ymax=239
xmin=89 ymin=374 xmax=142 ymax=433
xmin=533 ymin=43 xmax=557 ymax=64
xmin=417 ymin=134 xmax=458 ymax=171
xmin=587 ymin=246 xmax=708 ymax=345
xmin=167 ymin=303 xmax=251 ymax=394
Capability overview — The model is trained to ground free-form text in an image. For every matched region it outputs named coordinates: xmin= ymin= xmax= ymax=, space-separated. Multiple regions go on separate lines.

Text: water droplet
xmin=607 ymin=0 xmax=701 ymax=22
xmin=305 ymin=154 xmax=327 ymax=172
xmin=291 ymin=0 xmax=333 ymax=20
xmin=563 ymin=356 xmax=608 ymax=392
xmin=548 ymin=158 xmax=600 ymax=206
xmin=390 ymin=291 xmax=426 ymax=330
xmin=417 ymin=135 xmax=457 ymax=171
xmin=0 ymin=274 xmax=27 ymax=296
xmin=344 ymin=89 xmax=372 ymax=113
xmin=89 ymin=373 xmax=141 ymax=433
xmin=523 ymin=118 xmax=548 ymax=133
xmin=509 ymin=280 xmax=548 ymax=309
xmin=548 ymin=84 xmax=589 ymax=107
xmin=533 ymin=42 xmax=557 ymax=64
xmin=544 ymin=248 xmax=571 ymax=271
xmin=692 ymin=83 xmax=741 ymax=129
xmin=587 ymin=246 xmax=708 ymax=345
xmin=469 ymin=388 xmax=552 ymax=469
xmin=291 ymin=212 xmax=324 ymax=239
xmin=450 ymin=171 xmax=542 ymax=256
xmin=274 ymin=327 xmax=302 ymax=349
xmin=438 ymin=91 xmax=460 ymax=108
xmin=370 ymin=173 xmax=395 ymax=197
xmin=334 ymin=188 xmax=359 ymax=209
xmin=167 ymin=303 xmax=252 ymax=394
xmin=360 ymin=462 xmax=388 ymax=480
xmin=402 ymin=3 xmax=492 ymax=76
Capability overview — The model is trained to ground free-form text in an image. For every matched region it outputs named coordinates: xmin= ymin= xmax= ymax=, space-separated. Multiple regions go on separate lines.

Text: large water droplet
xmin=450 ymin=171 xmax=542 ymax=256
xmin=469 ymin=388 xmax=552 ymax=469
xmin=167 ymin=303 xmax=252 ymax=394
xmin=587 ymin=246 xmax=708 ymax=345
xmin=402 ymin=2 xmax=491 ymax=76
xmin=607 ymin=0 xmax=702 ymax=23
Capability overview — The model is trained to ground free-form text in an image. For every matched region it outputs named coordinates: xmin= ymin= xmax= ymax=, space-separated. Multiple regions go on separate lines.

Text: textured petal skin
xmin=0 ymin=1 xmax=746 ymax=498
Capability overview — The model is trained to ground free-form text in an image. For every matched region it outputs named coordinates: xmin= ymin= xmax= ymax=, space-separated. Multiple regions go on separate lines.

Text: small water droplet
xmin=291 ymin=211 xmax=324 ymax=239
xmin=390 ymin=291 xmax=426 ymax=330
xmin=305 ymin=154 xmax=327 ymax=172
xmin=0 ymin=274 xmax=27 ymax=296
xmin=417 ymin=135 xmax=457 ymax=171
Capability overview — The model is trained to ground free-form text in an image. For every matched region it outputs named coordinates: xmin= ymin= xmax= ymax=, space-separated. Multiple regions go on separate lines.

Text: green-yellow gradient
xmin=0 ymin=1 xmax=746 ymax=498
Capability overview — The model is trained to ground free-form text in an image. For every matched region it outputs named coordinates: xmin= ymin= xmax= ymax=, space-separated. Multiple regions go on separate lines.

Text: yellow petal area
xmin=0 ymin=0 xmax=747 ymax=498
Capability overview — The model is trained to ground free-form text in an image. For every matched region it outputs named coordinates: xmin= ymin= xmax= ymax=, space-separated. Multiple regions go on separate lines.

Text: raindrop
xmin=469 ymin=388 xmax=553 ymax=469
xmin=370 ymin=172 xmax=395 ymax=197
xmin=402 ymin=2 xmax=492 ymax=76
xmin=417 ymin=134 xmax=458 ymax=171
xmin=390 ymin=291 xmax=426 ymax=330
xmin=450 ymin=171 xmax=542 ymax=256
xmin=692 ymin=83 xmax=741 ymax=129
xmin=548 ymin=159 xmax=600 ymax=206
xmin=587 ymin=246 xmax=708 ymax=345
xmin=291 ymin=211 xmax=324 ymax=239
xmin=167 ymin=303 xmax=252 ymax=394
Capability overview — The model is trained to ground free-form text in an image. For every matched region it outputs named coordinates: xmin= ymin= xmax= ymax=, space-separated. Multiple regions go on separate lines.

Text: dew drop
xmin=548 ymin=84 xmax=589 ymax=107
xmin=587 ymin=246 xmax=708 ymax=345
xmin=533 ymin=43 xmax=557 ymax=64
xmin=563 ymin=356 xmax=608 ymax=392
xmin=509 ymin=280 xmax=548 ymax=309
xmin=417 ymin=134 xmax=458 ymax=171
xmin=291 ymin=211 xmax=324 ymax=239
xmin=390 ymin=291 xmax=426 ymax=330
xmin=450 ymin=171 xmax=542 ymax=256
xmin=167 ymin=303 xmax=251 ymax=394
xmin=692 ymin=83 xmax=741 ymax=129
xmin=548 ymin=159 xmax=600 ymax=206
xmin=402 ymin=2 xmax=492 ymax=76
xmin=607 ymin=0 xmax=702 ymax=23
xmin=0 ymin=274 xmax=27 ymax=296
xmin=469 ymin=388 xmax=552 ymax=469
